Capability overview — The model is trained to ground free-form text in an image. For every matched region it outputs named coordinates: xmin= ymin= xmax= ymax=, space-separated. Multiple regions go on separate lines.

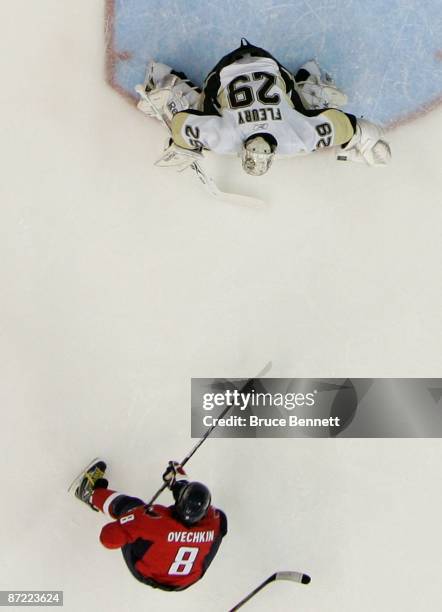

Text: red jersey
xmin=99 ymin=503 xmax=227 ymax=590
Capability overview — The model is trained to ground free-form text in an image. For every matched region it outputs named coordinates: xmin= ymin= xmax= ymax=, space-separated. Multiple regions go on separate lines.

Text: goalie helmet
xmin=241 ymin=133 xmax=277 ymax=176
xmin=174 ymin=481 xmax=211 ymax=526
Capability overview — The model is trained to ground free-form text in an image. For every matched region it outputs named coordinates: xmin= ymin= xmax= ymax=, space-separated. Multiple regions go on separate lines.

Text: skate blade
xmin=67 ymin=457 xmax=101 ymax=493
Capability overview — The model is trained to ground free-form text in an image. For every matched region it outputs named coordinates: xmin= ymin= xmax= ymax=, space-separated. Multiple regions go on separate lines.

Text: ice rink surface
xmin=1 ymin=1 xmax=442 ymax=611
xmin=109 ymin=0 xmax=442 ymax=125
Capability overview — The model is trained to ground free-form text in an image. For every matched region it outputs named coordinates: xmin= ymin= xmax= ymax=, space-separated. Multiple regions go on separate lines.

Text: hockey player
xmin=73 ymin=460 xmax=227 ymax=590
xmin=136 ymin=39 xmax=391 ymax=176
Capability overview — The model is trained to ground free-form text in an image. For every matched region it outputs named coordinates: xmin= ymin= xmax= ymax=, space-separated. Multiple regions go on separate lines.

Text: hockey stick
xmin=188 ymin=160 xmax=267 ymax=210
xmin=229 ymin=571 xmax=311 ymax=611
xmin=135 ymin=85 xmax=266 ymax=209
xmin=146 ymin=361 xmax=272 ymax=506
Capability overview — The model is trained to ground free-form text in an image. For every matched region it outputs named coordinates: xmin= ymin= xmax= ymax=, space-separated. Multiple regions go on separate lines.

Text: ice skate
xmin=71 ymin=459 xmax=107 ymax=511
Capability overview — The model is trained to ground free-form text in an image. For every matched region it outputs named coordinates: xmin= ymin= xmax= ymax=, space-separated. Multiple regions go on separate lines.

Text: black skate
xmin=70 ymin=459 xmax=107 ymax=511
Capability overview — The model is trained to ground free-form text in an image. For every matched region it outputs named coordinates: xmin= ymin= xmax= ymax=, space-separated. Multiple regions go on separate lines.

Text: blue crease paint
xmin=108 ymin=0 xmax=442 ymax=125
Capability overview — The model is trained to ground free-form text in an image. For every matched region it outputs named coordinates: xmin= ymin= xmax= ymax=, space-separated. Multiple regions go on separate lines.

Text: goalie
xmin=136 ymin=39 xmax=391 ymax=177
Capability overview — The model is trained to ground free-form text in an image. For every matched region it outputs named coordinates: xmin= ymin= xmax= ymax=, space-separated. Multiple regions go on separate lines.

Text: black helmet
xmin=175 ymin=482 xmax=211 ymax=526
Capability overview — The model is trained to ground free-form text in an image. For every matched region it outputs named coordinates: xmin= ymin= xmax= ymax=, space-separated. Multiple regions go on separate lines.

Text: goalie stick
xmin=135 ymin=84 xmax=266 ymax=209
xmin=229 ymin=571 xmax=311 ymax=611
xmin=188 ymin=160 xmax=267 ymax=210
xmin=146 ymin=360 xmax=272 ymax=506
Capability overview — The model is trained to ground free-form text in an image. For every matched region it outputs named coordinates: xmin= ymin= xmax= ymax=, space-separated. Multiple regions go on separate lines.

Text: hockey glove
xmin=337 ymin=119 xmax=391 ymax=166
xmin=162 ymin=461 xmax=187 ymax=489
xmin=155 ymin=141 xmax=203 ymax=172
xmin=295 ymin=60 xmax=348 ymax=110
xmin=135 ymin=74 xmax=193 ymax=125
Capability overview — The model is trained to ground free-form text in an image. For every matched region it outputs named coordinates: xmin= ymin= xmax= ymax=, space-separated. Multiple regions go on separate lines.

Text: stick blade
xmin=228 ymin=571 xmax=311 ymax=611
xmin=275 ymin=571 xmax=311 ymax=585
xmin=191 ymin=162 xmax=268 ymax=209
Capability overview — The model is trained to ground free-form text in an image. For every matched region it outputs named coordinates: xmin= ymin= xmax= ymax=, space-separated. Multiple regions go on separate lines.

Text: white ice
xmin=1 ymin=2 xmax=442 ymax=611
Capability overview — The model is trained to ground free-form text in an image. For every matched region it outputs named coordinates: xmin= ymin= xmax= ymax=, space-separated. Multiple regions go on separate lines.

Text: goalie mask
xmin=241 ymin=133 xmax=277 ymax=176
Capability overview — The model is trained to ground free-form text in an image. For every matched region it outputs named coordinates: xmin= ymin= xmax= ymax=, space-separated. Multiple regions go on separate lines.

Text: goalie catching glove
xmin=162 ymin=460 xmax=188 ymax=488
xmin=337 ymin=119 xmax=391 ymax=166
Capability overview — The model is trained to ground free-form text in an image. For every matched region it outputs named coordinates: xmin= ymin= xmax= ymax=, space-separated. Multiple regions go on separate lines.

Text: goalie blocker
xmin=337 ymin=118 xmax=391 ymax=166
